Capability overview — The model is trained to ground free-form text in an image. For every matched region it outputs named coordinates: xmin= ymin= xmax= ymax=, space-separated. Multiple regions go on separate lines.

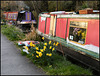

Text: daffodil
xmin=43 ymin=46 xmax=46 ymax=51
xmin=43 ymin=48 xmax=46 ymax=51
xmin=77 ymin=30 xmax=82 ymax=36
xmin=46 ymin=53 xmax=52 ymax=56
xmin=49 ymin=41 xmax=51 ymax=44
xmin=52 ymin=48 xmax=55 ymax=51
xmin=36 ymin=51 xmax=39 ymax=54
xmin=56 ymin=42 xmax=59 ymax=44
xmin=53 ymin=43 xmax=55 ymax=45
xmin=56 ymin=42 xmax=59 ymax=46
xmin=49 ymin=46 xmax=52 ymax=49
xmin=24 ymin=46 xmax=29 ymax=50
xmin=36 ymin=47 xmax=39 ymax=50
xmin=32 ymin=44 xmax=35 ymax=47
xmin=46 ymin=53 xmax=49 ymax=56
xmin=32 ymin=54 xmax=34 ymax=56
xmin=49 ymin=53 xmax=52 ymax=56
xmin=30 ymin=42 xmax=33 ymax=47
xmin=40 ymin=49 xmax=43 ymax=52
xmin=36 ymin=55 xmax=39 ymax=58
xmin=56 ymin=44 xmax=58 ymax=46
xmin=42 ymin=37 xmax=44 ymax=40
xmin=44 ymin=46 xmax=46 ymax=49
xmin=44 ymin=43 xmax=47 ymax=46
xmin=26 ymin=47 xmax=29 ymax=50
xmin=39 ymin=52 xmax=42 ymax=57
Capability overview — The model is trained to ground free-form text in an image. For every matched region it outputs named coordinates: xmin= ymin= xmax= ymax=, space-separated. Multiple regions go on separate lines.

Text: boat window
xmin=13 ymin=14 xmax=17 ymax=19
xmin=8 ymin=14 xmax=10 ymax=19
xmin=69 ymin=21 xmax=88 ymax=44
xmin=11 ymin=14 xmax=13 ymax=19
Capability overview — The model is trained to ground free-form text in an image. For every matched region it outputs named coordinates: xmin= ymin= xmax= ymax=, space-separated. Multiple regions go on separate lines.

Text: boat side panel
xmin=56 ymin=18 xmax=67 ymax=39
xmin=45 ymin=17 xmax=50 ymax=34
xmin=85 ymin=20 xmax=99 ymax=47
xmin=38 ymin=16 xmax=46 ymax=33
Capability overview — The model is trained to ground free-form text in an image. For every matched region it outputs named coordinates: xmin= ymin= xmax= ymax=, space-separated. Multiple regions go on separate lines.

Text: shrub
xmin=23 ymin=24 xmax=41 ymax=41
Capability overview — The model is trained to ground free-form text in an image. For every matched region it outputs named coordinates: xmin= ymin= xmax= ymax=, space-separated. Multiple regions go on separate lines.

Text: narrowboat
xmin=3 ymin=10 xmax=36 ymax=32
xmin=3 ymin=11 xmax=18 ymax=25
xmin=36 ymin=11 xmax=99 ymax=71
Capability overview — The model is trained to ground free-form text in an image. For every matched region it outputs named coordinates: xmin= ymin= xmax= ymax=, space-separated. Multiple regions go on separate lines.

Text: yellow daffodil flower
xmin=43 ymin=48 xmax=46 ymax=51
xmin=46 ymin=53 xmax=52 ymax=56
xmin=36 ymin=47 xmax=39 ymax=50
xmin=42 ymin=37 xmax=44 ymax=40
xmin=24 ymin=46 xmax=29 ymax=50
xmin=32 ymin=54 xmax=34 ymax=56
xmin=44 ymin=46 xmax=46 ymax=49
xmin=44 ymin=43 xmax=47 ymax=46
xmin=82 ymin=32 xmax=85 ymax=39
xmin=56 ymin=44 xmax=58 ymax=46
xmin=46 ymin=53 xmax=49 ymax=56
xmin=43 ymin=46 xmax=46 ymax=51
xmin=36 ymin=51 xmax=39 ymax=54
xmin=32 ymin=44 xmax=35 ymax=47
xmin=49 ymin=53 xmax=52 ymax=56
xmin=55 ymin=42 xmax=59 ymax=46
xmin=30 ymin=42 xmax=33 ymax=47
xmin=49 ymin=46 xmax=52 ymax=49
xmin=53 ymin=43 xmax=55 ymax=45
xmin=49 ymin=41 xmax=51 ymax=44
xmin=82 ymin=32 xmax=85 ymax=36
xmin=77 ymin=30 xmax=82 ymax=36
xmin=52 ymin=48 xmax=55 ymax=51
xmin=36 ymin=55 xmax=39 ymax=58
xmin=39 ymin=52 xmax=42 ymax=57
xmin=26 ymin=47 xmax=29 ymax=50
xmin=57 ymin=42 xmax=59 ymax=44
xmin=40 ymin=49 xmax=43 ymax=52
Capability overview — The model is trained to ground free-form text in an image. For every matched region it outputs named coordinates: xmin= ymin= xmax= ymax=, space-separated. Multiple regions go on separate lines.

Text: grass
xmin=25 ymin=51 xmax=93 ymax=75
xmin=1 ymin=25 xmax=25 ymax=41
xmin=21 ymin=50 xmax=28 ymax=56
xmin=43 ymin=61 xmax=92 ymax=75
xmin=43 ymin=54 xmax=92 ymax=75
xmin=1 ymin=25 xmax=93 ymax=75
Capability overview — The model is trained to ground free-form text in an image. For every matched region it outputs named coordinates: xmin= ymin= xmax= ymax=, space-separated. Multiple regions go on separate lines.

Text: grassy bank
xmin=1 ymin=25 xmax=25 ymax=41
xmin=22 ymin=50 xmax=92 ymax=75
xmin=1 ymin=25 xmax=93 ymax=75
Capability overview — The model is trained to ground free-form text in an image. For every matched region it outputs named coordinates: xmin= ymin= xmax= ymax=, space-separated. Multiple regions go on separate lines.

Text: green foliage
xmin=35 ymin=34 xmax=41 ymax=42
xmin=1 ymin=25 xmax=25 ymax=41
xmin=21 ymin=50 xmax=27 ymax=56
xmin=48 ymin=1 xmax=57 ymax=12
xmin=42 ymin=54 xmax=92 ymax=75
xmin=43 ymin=62 xmax=92 ymax=75
xmin=82 ymin=4 xmax=88 ymax=9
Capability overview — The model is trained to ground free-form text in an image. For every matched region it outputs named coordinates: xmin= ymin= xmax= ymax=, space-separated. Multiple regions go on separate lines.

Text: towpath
xmin=1 ymin=34 xmax=45 ymax=75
